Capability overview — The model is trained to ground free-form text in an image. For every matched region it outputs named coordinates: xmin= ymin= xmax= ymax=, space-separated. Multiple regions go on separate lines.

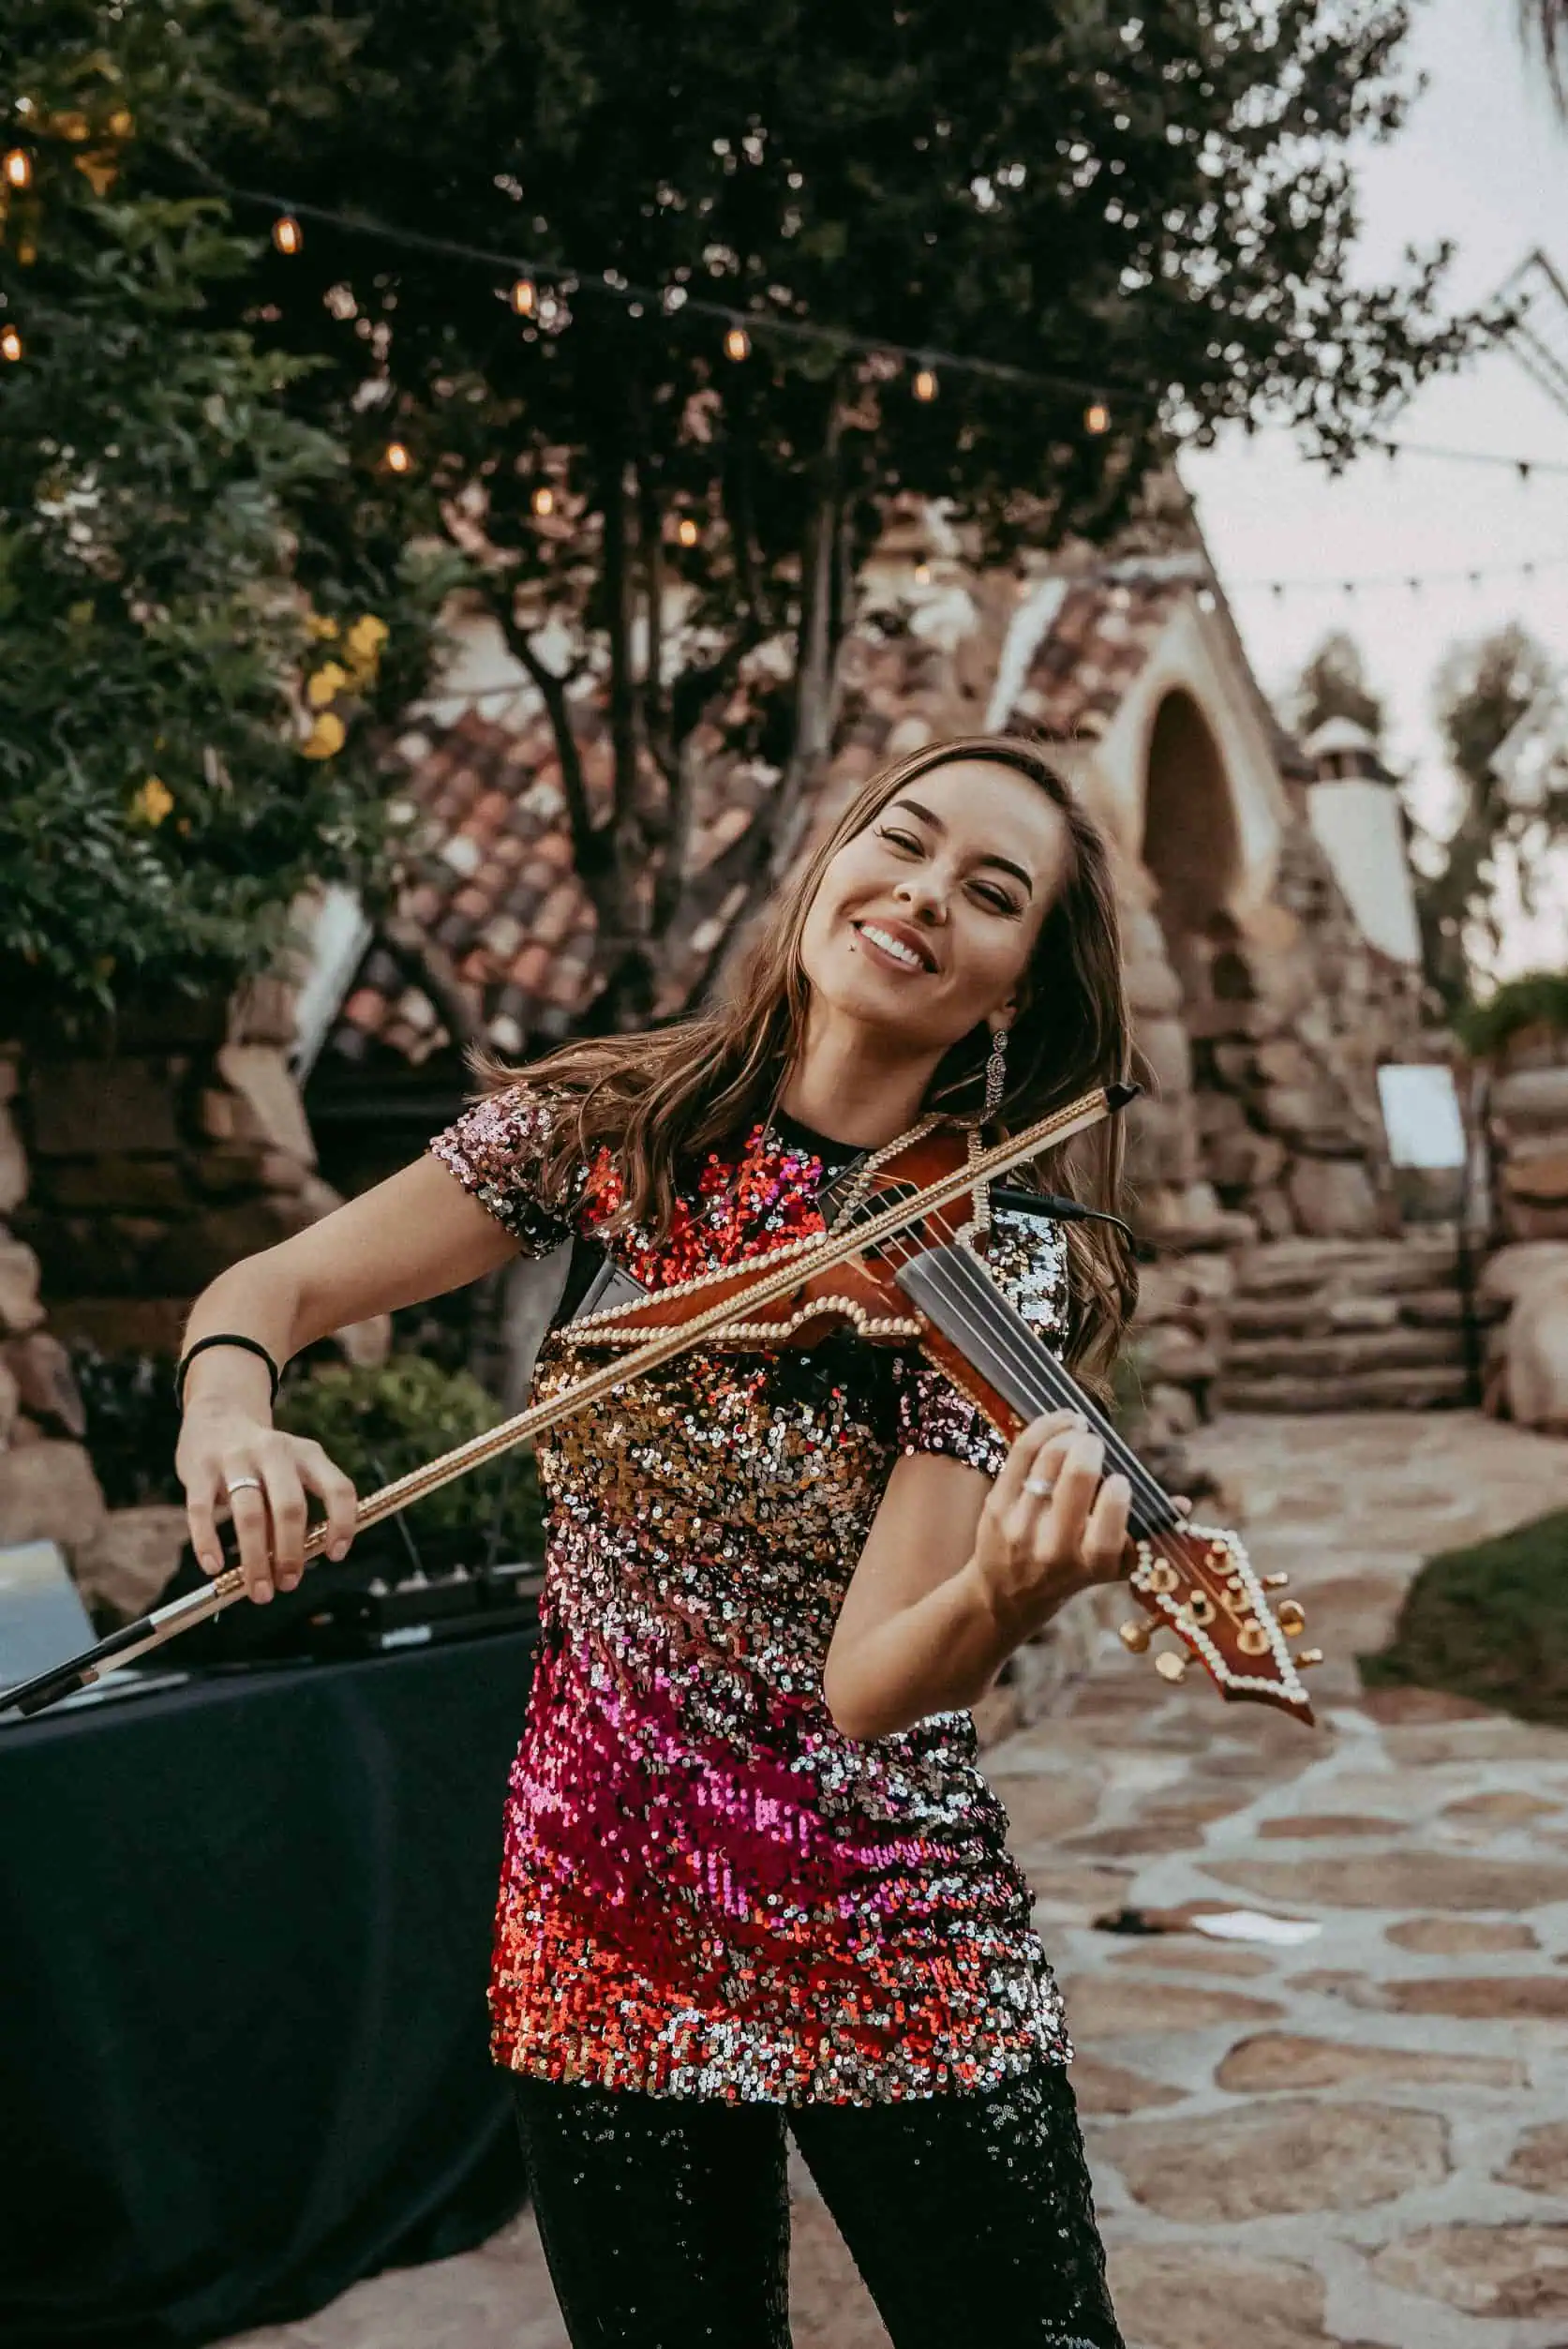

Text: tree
xmin=1520 ymin=0 xmax=1568 ymax=109
xmin=1422 ymin=624 xmax=1562 ymax=1007
xmin=0 ymin=6 xmax=452 ymax=1018
xmin=1290 ymin=631 xmax=1390 ymax=744
xmin=172 ymin=0 xmax=1473 ymax=1034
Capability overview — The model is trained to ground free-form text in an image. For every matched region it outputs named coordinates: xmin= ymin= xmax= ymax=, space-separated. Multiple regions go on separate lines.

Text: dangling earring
xmin=983 ymin=1025 xmax=1009 ymax=1118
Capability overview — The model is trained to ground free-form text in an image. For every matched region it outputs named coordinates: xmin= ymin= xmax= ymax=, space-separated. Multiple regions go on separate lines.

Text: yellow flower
xmin=302 ymin=711 xmax=347 ymax=759
xmin=306 ymin=661 xmax=348 ymax=707
xmin=306 ymin=611 xmax=340 ymax=640
xmin=130 ymin=775 xmax=174 ymax=826
xmin=106 ymin=108 xmax=135 ymax=141
xmin=345 ymin=613 xmax=389 ymax=661
xmin=74 ymin=150 xmax=120 ymax=197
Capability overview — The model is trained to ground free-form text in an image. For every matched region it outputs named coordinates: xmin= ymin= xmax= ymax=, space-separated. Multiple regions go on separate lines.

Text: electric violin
xmin=1 ymin=1081 xmax=1318 ymax=1723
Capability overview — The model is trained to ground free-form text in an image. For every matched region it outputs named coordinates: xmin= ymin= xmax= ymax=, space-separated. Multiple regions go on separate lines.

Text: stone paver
xmin=228 ymin=1412 xmax=1568 ymax=2348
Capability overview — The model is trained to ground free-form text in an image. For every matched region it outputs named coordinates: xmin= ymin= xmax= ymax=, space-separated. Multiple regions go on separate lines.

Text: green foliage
xmin=275 ymin=1354 xmax=546 ymax=1557
xmin=1289 ymin=631 xmax=1388 ymax=743
xmin=71 ymin=1343 xmax=184 ymax=1507
xmin=1417 ymin=625 xmax=1563 ymax=1009
xmin=0 ymin=6 xmax=455 ymax=1013
xmin=180 ymin=0 xmax=1475 ymax=1023
xmin=1361 ymin=1507 xmax=1568 ymax=1728
xmin=1453 ymin=970 xmax=1568 ymax=1061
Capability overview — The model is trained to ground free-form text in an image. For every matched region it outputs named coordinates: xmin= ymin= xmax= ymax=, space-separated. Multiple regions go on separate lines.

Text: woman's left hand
xmin=963 ymin=1412 xmax=1134 ymax=1639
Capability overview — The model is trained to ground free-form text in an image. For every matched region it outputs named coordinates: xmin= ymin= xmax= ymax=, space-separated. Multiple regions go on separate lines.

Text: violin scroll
xmin=1127 ymin=1523 xmax=1317 ymax=1724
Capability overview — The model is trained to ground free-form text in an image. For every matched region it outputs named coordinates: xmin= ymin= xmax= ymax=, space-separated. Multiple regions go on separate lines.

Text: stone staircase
xmin=1213 ymin=1232 xmax=1501 ymax=1414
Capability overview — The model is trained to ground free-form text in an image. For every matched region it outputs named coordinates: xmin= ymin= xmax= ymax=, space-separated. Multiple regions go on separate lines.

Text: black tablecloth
xmin=0 ymin=1632 xmax=537 ymax=2347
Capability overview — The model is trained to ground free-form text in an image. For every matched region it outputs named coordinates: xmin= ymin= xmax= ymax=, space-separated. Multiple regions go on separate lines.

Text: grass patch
xmin=1454 ymin=970 xmax=1568 ymax=1061
xmin=1361 ymin=1508 xmax=1568 ymax=1728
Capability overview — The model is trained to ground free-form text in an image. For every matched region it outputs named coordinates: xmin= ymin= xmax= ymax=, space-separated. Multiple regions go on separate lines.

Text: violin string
xmin=875 ymin=1219 xmax=1176 ymax=1527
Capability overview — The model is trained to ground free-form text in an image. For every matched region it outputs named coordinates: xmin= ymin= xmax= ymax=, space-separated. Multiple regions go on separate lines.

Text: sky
xmin=1181 ymin=0 xmax=1568 ymax=974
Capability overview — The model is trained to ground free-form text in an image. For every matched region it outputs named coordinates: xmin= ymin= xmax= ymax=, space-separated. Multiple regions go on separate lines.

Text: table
xmin=0 ymin=1631 xmax=538 ymax=2347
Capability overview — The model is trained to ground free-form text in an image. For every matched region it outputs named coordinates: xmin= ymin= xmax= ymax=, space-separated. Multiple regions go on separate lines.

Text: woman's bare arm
xmin=822 ymin=1413 xmax=1131 ymax=1740
xmin=176 ymin=1158 xmax=521 ymax=1599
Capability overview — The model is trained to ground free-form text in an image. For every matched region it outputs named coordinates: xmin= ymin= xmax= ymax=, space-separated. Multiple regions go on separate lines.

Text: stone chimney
xmin=1302 ymin=717 xmax=1423 ymax=969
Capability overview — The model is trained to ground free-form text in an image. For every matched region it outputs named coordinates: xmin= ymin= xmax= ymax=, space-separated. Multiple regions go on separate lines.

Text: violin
xmin=1 ymin=1083 xmax=1318 ymax=1725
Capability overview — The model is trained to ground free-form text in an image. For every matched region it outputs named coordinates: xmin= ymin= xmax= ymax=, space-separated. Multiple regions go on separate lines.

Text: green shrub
xmin=275 ymin=1354 xmax=545 ymax=1561
xmin=72 ymin=1345 xmax=184 ymax=1508
xmin=1454 ymin=972 xmax=1568 ymax=1061
xmin=1360 ymin=1508 xmax=1568 ymax=1727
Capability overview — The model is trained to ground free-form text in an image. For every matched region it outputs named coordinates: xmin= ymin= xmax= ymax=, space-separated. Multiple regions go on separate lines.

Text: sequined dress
xmin=431 ymin=1085 xmax=1075 ymax=2105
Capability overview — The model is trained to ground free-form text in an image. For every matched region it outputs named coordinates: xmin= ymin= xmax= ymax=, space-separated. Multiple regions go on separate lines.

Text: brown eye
xmin=877 ymin=827 xmax=923 ymax=856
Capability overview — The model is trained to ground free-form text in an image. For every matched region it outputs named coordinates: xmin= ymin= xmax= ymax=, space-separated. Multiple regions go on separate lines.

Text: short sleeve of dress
xmin=428 ymin=1082 xmax=575 ymax=1257
xmin=895 ymin=1204 xmax=1072 ymax=1478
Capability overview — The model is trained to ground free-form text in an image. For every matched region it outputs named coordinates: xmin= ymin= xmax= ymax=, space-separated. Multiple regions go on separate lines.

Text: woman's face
xmin=798 ymin=759 xmax=1072 ymax=1057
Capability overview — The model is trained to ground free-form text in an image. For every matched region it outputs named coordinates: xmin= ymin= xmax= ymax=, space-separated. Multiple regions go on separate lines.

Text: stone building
xmin=0 ymin=497 xmax=1468 ymax=1595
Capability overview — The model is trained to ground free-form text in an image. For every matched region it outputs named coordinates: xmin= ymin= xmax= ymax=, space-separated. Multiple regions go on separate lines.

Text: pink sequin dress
xmin=431 ymin=1083 xmax=1074 ymax=2105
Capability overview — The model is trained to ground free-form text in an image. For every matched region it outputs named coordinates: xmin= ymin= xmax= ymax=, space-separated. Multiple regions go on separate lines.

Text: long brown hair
xmin=488 ymin=737 xmax=1137 ymax=1383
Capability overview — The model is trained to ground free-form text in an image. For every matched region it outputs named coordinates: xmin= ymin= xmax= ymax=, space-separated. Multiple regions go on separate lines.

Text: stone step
xmin=1223 ymin=1325 xmax=1469 ymax=1380
xmin=1233 ymin=1235 xmax=1461 ymax=1300
xmin=1227 ymin=1286 xmax=1500 ymax=1340
xmin=1215 ymin=1363 xmax=1473 ymax=1412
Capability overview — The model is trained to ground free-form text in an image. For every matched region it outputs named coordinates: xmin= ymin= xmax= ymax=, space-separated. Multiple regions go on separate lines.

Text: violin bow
xmin=2 ymin=1081 xmax=1135 ymax=1717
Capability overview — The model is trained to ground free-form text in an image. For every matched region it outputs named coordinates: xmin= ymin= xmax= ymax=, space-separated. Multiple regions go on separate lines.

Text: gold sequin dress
xmin=431 ymin=1084 xmax=1075 ymax=2105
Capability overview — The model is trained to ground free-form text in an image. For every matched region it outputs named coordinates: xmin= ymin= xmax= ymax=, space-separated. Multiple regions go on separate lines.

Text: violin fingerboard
xmin=893 ymin=1244 xmax=1181 ymax=1538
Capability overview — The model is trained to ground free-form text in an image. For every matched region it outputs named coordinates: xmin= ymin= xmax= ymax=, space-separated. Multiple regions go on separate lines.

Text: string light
xmin=0 ymin=325 xmax=22 ymax=364
xmin=384 ymin=440 xmax=412 ymax=473
xmin=1084 ymin=400 xmax=1112 ymax=436
xmin=723 ymin=324 xmax=751 ymax=362
xmin=272 ymin=214 xmax=303 ymax=256
xmin=913 ymin=561 xmax=932 ymax=584
xmin=676 ymin=516 xmax=699 ymax=547
xmin=2 ymin=149 xmax=32 ymax=191
xmin=509 ymin=277 xmax=536 ymax=317
xmin=531 ymin=484 xmax=555 ymax=516
xmin=913 ymin=367 xmax=939 ymax=403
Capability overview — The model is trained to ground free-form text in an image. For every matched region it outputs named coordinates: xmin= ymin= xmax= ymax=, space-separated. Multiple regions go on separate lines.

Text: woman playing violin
xmin=175 ymin=736 xmax=1140 ymax=2349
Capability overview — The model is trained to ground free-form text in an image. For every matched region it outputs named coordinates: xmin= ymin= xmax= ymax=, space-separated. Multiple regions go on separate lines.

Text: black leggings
xmin=512 ymin=2060 xmax=1124 ymax=2349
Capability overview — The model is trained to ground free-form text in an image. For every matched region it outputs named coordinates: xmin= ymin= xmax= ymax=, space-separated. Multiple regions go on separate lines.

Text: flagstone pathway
xmin=232 ymin=1411 xmax=1568 ymax=2349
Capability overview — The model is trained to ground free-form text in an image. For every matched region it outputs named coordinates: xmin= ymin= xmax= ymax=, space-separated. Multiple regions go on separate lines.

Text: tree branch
xmin=495 ymin=601 xmax=610 ymax=893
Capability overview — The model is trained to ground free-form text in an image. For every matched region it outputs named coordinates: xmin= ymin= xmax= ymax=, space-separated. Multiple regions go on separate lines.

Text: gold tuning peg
xmin=1277 ymin=1599 xmax=1307 ymax=1637
xmin=1153 ymin=1650 xmax=1187 ymax=1684
xmin=1262 ymin=1572 xmax=1290 ymax=1590
xmin=1296 ymin=1648 xmax=1325 ymax=1669
xmin=1118 ymin=1618 xmax=1152 ymax=1654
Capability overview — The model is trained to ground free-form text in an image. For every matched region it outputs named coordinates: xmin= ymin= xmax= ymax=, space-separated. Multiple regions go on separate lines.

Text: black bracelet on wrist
xmin=175 ymin=1334 xmax=282 ymax=1414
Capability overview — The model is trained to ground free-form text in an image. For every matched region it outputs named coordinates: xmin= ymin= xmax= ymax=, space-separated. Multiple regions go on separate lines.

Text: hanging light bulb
xmin=273 ymin=214 xmax=303 ymax=256
xmin=676 ymin=516 xmax=699 ymax=547
xmin=724 ymin=323 xmax=751 ymax=361
xmin=913 ymin=367 xmax=938 ymax=403
xmin=0 ymin=323 xmax=22 ymax=363
xmin=510 ymin=277 xmax=537 ymax=317
xmin=913 ymin=561 xmax=932 ymax=584
xmin=532 ymin=484 xmax=556 ymax=516
xmin=2 ymin=149 xmax=32 ymax=191
xmin=385 ymin=440 xmax=412 ymax=474
xmin=1083 ymin=400 xmax=1112 ymax=436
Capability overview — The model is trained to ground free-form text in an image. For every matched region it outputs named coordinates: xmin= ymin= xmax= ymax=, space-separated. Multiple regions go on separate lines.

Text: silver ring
xmin=1023 ymin=1476 xmax=1055 ymax=1499
xmin=225 ymin=1475 xmax=264 ymax=1498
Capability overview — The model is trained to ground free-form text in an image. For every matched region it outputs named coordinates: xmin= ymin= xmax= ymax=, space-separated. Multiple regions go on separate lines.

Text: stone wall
xmin=1 ymin=983 xmax=354 ymax=1620
xmin=1475 ymin=1025 xmax=1568 ymax=1430
xmin=13 ymin=980 xmax=338 ymax=1363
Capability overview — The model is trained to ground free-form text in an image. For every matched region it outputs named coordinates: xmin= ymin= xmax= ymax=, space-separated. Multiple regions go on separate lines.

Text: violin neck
xmin=892 ymin=1243 xmax=1181 ymax=1539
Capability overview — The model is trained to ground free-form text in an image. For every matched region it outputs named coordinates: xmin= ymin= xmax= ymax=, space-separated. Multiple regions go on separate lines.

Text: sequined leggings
xmin=512 ymin=2059 xmax=1124 ymax=2349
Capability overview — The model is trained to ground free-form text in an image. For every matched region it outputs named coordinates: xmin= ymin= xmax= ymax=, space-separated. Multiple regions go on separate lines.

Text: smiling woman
xmin=171 ymin=735 xmax=1136 ymax=2349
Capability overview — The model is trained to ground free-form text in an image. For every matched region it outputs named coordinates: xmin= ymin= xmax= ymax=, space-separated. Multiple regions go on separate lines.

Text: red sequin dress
xmin=431 ymin=1084 xmax=1074 ymax=2104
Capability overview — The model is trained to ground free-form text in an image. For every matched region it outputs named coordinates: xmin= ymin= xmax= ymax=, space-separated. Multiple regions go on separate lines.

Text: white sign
xmin=1377 ymin=1065 xmax=1469 ymax=1172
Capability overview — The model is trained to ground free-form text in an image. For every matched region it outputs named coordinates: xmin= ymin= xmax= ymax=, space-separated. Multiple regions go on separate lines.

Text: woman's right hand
xmin=176 ymin=1407 xmax=359 ymax=1604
